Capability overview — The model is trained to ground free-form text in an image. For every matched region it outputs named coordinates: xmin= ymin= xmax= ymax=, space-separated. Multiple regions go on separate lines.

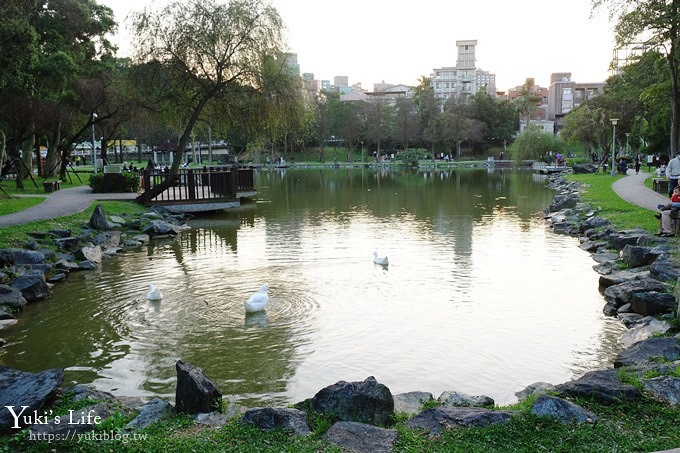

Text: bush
xmin=89 ymin=172 xmax=140 ymax=193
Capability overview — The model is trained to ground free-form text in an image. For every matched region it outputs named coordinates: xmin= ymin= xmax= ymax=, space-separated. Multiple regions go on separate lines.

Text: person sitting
xmin=656 ymin=185 xmax=680 ymax=236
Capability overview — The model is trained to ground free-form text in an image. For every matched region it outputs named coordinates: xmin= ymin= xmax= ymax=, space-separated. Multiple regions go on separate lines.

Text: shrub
xmin=89 ymin=173 xmax=140 ymax=193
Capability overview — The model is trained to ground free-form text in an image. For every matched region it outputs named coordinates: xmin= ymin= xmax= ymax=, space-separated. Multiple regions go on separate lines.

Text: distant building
xmin=507 ymin=81 xmax=549 ymax=121
xmin=546 ymin=72 xmax=605 ymax=121
xmin=283 ymin=53 xmax=300 ymax=76
xmin=334 ymin=76 xmax=349 ymax=88
xmin=431 ymin=39 xmax=497 ymax=101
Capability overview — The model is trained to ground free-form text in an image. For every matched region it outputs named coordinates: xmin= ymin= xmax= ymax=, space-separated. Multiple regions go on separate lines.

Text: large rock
xmin=0 ymin=249 xmax=45 ymax=265
xmin=603 ymin=279 xmax=667 ymax=310
xmin=614 ymin=337 xmax=680 ymax=368
xmin=89 ymin=205 xmax=110 ymax=231
xmin=438 ymin=390 xmax=494 ymax=408
xmin=630 ymin=291 xmax=677 ymax=316
xmin=240 ymin=407 xmax=310 ymax=436
xmin=11 ymin=273 xmax=50 ymax=302
xmin=555 ymin=370 xmax=640 ymax=404
xmin=619 ymin=317 xmax=672 ymax=349
xmin=91 ymin=231 xmax=121 ymax=249
xmin=124 ymin=398 xmax=174 ymax=430
xmin=0 ymin=367 xmax=64 ymax=430
xmin=404 ymin=407 xmax=518 ymax=436
xmin=642 ymin=376 xmax=680 ymax=405
xmin=308 ymin=376 xmax=394 ymax=426
xmin=142 ymin=220 xmax=184 ymax=236
xmin=0 ymin=284 xmax=27 ymax=311
xmin=650 ymin=256 xmax=680 ymax=282
xmin=326 ymin=421 xmax=397 ymax=453
xmin=76 ymin=245 xmax=103 ymax=264
xmin=620 ymin=245 xmax=655 ymax=268
xmin=53 ymin=237 xmax=82 ymax=252
xmin=515 ymin=382 xmax=556 ymax=401
xmin=174 ymin=360 xmax=222 ymax=415
xmin=392 ymin=391 xmax=433 ymax=416
xmin=572 ymin=163 xmax=599 ymax=174
xmin=530 ymin=395 xmax=597 ymax=423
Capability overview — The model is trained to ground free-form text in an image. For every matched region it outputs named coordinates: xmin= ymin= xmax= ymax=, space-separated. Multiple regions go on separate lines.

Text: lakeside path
xmin=0 ymin=185 xmax=138 ymax=228
xmin=612 ymin=169 xmax=669 ymax=211
xmin=0 ymin=168 xmax=669 ymax=229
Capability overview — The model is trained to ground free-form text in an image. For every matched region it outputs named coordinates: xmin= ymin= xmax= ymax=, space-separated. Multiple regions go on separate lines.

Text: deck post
xmin=187 ymin=169 xmax=196 ymax=200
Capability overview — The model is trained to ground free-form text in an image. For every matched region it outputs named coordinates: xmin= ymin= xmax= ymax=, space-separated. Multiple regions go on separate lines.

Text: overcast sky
xmin=100 ymin=0 xmax=616 ymax=92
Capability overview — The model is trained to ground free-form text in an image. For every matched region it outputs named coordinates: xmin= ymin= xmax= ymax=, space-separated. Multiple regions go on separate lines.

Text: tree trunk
xmin=136 ymin=94 xmax=212 ymax=203
xmin=669 ymin=1 xmax=680 ymax=155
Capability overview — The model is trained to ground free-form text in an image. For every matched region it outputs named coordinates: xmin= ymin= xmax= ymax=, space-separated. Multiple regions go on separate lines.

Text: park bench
xmin=43 ymin=180 xmax=62 ymax=193
xmin=653 ymin=178 xmax=669 ymax=195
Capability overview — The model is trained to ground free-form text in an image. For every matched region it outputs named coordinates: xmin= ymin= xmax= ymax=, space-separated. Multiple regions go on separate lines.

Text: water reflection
xmin=0 ymin=168 xmax=626 ymax=406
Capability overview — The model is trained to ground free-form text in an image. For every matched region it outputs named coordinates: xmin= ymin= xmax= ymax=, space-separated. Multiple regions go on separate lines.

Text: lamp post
xmin=610 ymin=118 xmax=618 ymax=176
xmin=91 ymin=112 xmax=98 ymax=173
xmin=625 ymin=132 xmax=630 ymax=155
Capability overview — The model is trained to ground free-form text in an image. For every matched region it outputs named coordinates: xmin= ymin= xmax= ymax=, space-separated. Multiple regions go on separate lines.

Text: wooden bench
xmin=653 ymin=178 xmax=669 ymax=195
xmin=43 ymin=180 xmax=62 ymax=193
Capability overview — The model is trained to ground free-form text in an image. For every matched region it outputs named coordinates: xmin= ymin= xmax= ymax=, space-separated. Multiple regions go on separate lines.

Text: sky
xmin=99 ymin=0 xmax=617 ymax=92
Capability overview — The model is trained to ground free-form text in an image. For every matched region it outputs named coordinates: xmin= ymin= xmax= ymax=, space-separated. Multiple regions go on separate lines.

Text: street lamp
xmin=91 ymin=112 xmax=98 ymax=173
xmin=610 ymin=118 xmax=618 ymax=176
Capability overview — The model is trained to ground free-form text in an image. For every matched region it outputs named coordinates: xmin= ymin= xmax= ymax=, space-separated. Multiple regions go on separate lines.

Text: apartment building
xmin=431 ymin=39 xmax=497 ymax=101
xmin=547 ymin=72 xmax=605 ymax=121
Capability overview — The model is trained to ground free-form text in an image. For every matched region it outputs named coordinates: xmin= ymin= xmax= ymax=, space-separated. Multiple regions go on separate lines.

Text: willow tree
xmin=131 ymin=0 xmax=286 ymax=202
xmin=594 ymin=0 xmax=680 ymax=155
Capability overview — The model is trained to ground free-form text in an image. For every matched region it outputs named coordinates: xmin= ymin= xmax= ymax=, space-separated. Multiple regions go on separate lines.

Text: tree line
xmin=1 ymin=0 xmax=678 ymax=200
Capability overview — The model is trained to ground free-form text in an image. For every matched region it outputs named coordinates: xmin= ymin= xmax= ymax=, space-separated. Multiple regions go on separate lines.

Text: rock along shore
xmin=0 ymin=177 xmax=679 ymax=452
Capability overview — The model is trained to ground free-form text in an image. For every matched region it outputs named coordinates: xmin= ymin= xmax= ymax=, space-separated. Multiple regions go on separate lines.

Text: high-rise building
xmin=431 ymin=40 xmax=496 ymax=101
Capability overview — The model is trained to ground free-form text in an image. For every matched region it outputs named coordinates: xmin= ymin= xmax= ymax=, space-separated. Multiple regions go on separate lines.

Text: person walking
xmin=634 ymin=153 xmax=642 ymax=174
xmin=665 ymin=152 xmax=680 ymax=197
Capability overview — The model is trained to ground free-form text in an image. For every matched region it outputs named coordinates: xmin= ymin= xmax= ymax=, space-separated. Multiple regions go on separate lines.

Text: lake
xmin=0 ymin=167 xmax=626 ymax=406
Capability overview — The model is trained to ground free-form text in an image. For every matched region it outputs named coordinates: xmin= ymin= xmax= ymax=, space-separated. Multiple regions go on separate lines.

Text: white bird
xmin=244 ymin=284 xmax=269 ymax=313
xmin=373 ymin=251 xmax=389 ymax=266
xmin=146 ymin=284 xmax=163 ymax=300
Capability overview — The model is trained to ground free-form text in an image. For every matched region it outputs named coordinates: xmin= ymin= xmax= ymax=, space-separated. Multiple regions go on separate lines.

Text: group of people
xmin=655 ymin=152 xmax=680 ymax=236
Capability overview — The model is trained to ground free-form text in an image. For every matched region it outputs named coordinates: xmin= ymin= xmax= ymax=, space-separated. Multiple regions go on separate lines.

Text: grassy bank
xmin=1 ymin=171 xmax=679 ymax=451
xmin=566 ymin=173 xmax=660 ymax=232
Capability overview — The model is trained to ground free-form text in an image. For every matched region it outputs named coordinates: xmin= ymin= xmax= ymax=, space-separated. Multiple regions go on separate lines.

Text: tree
xmin=469 ymin=91 xmax=516 ymax=152
xmin=512 ymin=78 xmax=542 ymax=129
xmin=594 ymin=0 xmax=680 ymax=154
xmin=0 ymin=0 xmax=116 ymax=186
xmin=131 ymin=0 xmax=288 ymax=202
xmin=393 ymin=98 xmax=418 ymax=152
xmin=510 ymin=126 xmax=566 ymax=162
xmin=413 ymin=76 xmax=440 ymax=157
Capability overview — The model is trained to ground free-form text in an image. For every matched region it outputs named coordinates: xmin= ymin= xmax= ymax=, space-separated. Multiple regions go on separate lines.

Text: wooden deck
xmin=141 ymin=166 xmax=256 ymax=213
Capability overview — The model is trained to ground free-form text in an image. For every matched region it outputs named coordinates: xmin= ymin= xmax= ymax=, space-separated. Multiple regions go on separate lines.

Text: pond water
xmin=1 ymin=168 xmax=626 ymax=406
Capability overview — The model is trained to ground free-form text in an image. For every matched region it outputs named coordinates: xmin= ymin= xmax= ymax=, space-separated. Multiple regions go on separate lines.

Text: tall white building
xmin=431 ymin=39 xmax=496 ymax=101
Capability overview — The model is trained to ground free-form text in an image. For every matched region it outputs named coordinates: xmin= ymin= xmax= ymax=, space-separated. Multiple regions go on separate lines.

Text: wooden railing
xmin=142 ymin=166 xmax=254 ymax=204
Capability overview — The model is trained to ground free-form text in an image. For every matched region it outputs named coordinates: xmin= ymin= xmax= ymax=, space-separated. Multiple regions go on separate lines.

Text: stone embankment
xmin=0 ymin=180 xmax=679 ymax=451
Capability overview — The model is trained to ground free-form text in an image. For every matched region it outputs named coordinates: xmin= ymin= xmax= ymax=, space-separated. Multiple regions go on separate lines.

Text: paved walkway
xmin=0 ymin=185 xmax=139 ymax=228
xmin=612 ymin=169 xmax=669 ymax=211
xmin=0 ymin=170 xmax=669 ymax=229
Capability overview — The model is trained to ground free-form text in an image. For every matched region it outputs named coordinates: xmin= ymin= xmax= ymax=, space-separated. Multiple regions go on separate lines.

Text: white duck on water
xmin=146 ymin=284 xmax=163 ymax=301
xmin=372 ymin=251 xmax=389 ymax=266
xmin=244 ymin=284 xmax=269 ymax=313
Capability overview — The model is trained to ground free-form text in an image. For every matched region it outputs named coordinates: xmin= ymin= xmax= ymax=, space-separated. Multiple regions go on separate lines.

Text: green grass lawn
xmin=566 ymin=173 xmax=660 ymax=232
xmin=0 ymin=196 xmax=45 ymax=215
xmin=0 ymin=200 xmax=147 ymax=248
